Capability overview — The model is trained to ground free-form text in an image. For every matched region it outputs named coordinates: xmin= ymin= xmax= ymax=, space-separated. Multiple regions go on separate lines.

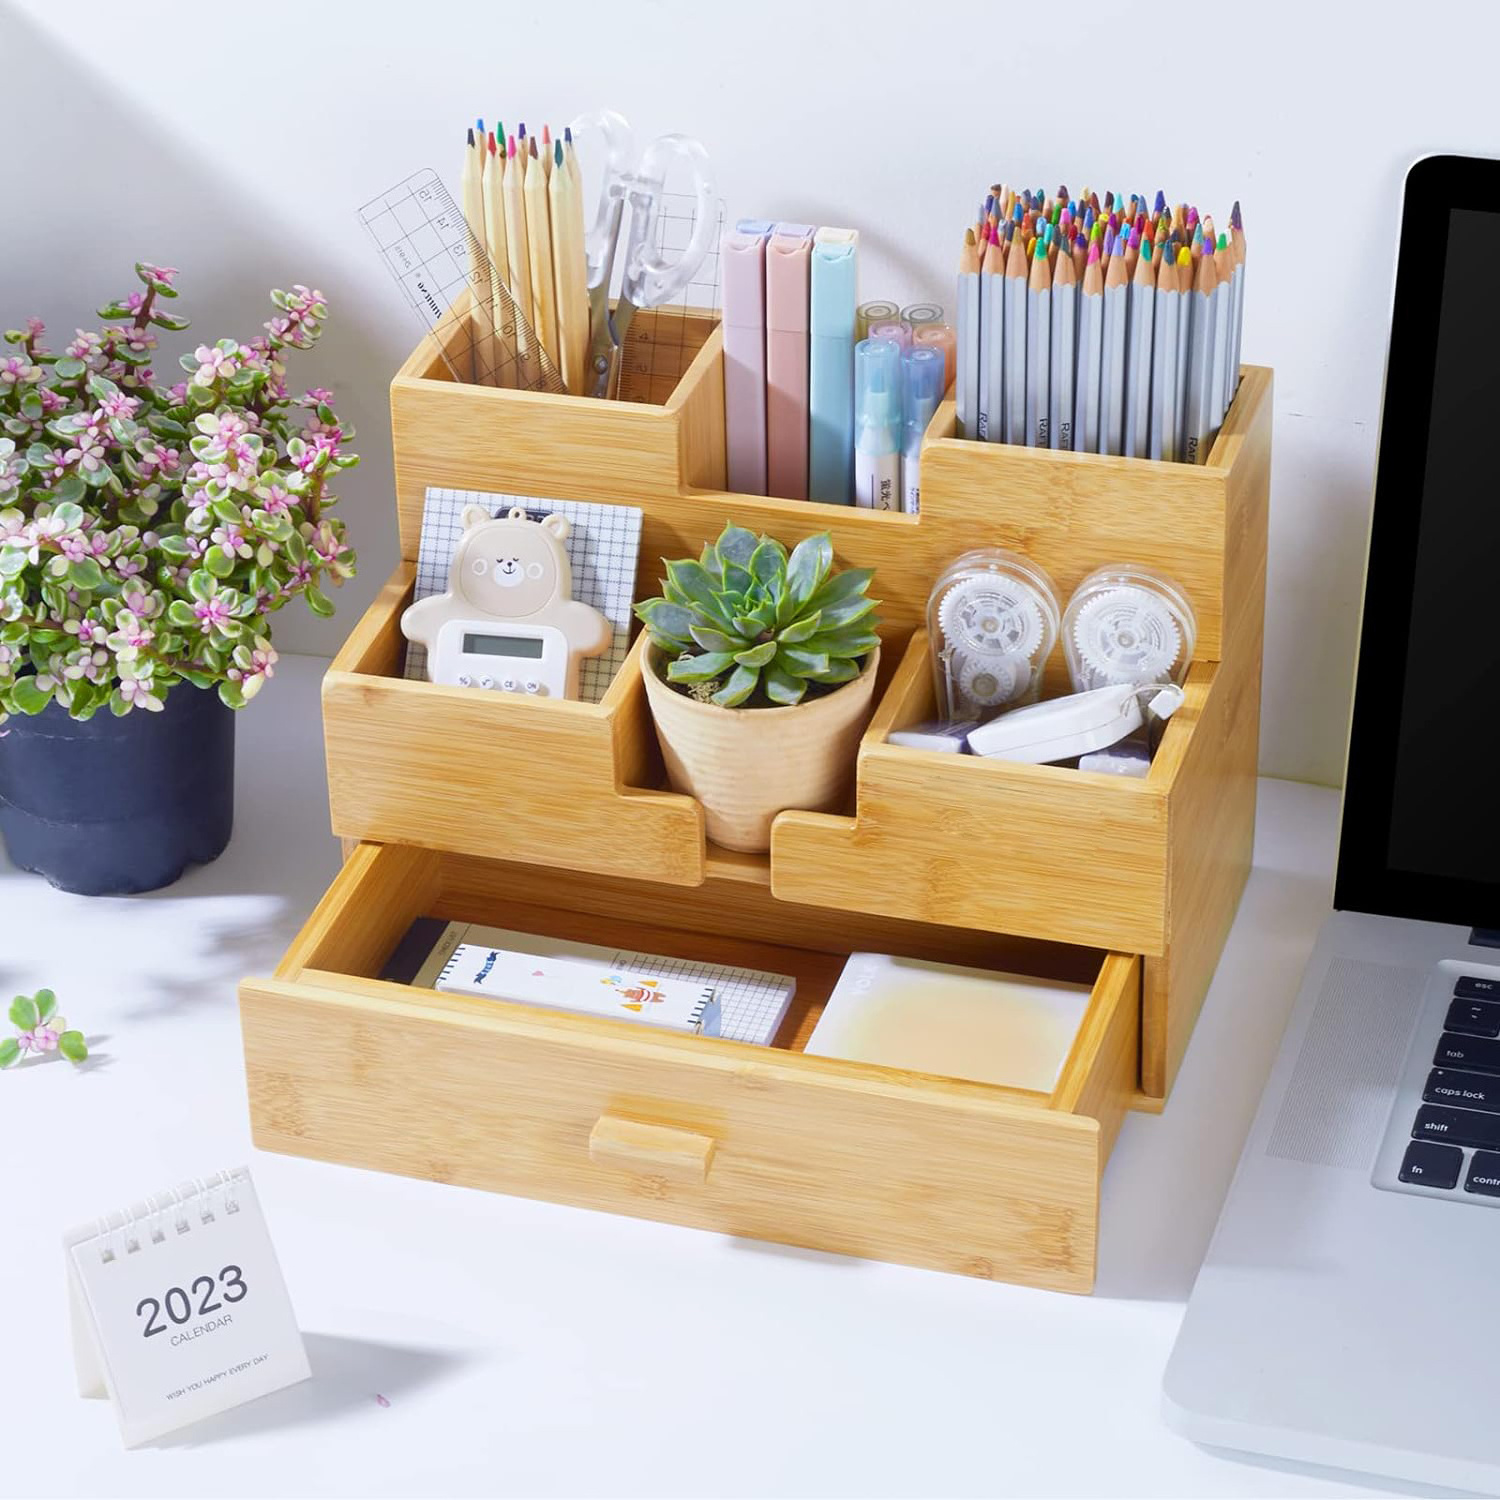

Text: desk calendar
xmin=66 ymin=1167 xmax=308 ymax=1445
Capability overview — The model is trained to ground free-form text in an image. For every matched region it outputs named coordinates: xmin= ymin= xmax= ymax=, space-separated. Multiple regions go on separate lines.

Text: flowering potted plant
xmin=0 ymin=265 xmax=358 ymax=894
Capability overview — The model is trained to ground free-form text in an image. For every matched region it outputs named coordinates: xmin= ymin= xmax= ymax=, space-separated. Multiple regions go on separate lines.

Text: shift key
xmin=1433 ymin=1032 xmax=1500 ymax=1073
xmin=1413 ymin=1104 xmax=1500 ymax=1151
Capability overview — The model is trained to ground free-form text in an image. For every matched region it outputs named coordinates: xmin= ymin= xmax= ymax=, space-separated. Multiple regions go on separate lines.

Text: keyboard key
xmin=1400 ymin=1140 xmax=1464 ymax=1189
xmin=1465 ymin=1151 xmax=1500 ymax=1197
xmin=1456 ymin=974 xmax=1500 ymax=1001
xmin=1414 ymin=1104 xmax=1500 ymax=1151
xmin=1445 ymin=999 xmax=1500 ymax=1037
xmin=1433 ymin=1033 xmax=1500 ymax=1074
xmin=1425 ymin=1068 xmax=1500 ymax=1113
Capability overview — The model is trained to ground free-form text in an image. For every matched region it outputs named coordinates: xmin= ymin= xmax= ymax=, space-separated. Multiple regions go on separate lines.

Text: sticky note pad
xmin=805 ymin=952 xmax=1091 ymax=1093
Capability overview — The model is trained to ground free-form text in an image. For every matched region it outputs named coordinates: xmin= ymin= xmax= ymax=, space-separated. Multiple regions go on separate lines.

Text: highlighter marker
xmin=721 ymin=218 xmax=773 ymax=495
xmin=901 ymin=345 xmax=945 ymax=514
xmin=809 ymin=228 xmax=859 ymax=505
xmin=853 ymin=338 xmax=902 ymax=511
xmin=765 ymin=222 xmax=815 ymax=500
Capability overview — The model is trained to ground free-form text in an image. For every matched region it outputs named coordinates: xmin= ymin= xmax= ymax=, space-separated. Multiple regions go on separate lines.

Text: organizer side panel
xmin=1142 ymin=367 xmax=1273 ymax=1097
xmin=240 ymin=979 xmax=1105 ymax=1292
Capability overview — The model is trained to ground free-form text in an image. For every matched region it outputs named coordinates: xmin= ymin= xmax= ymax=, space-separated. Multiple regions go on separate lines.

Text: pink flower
xmin=25 ymin=317 xmax=45 ymax=338
xmin=192 ymin=344 xmax=238 ymax=386
xmin=0 ymin=356 xmax=40 ymax=386
xmin=192 ymin=595 xmax=232 ymax=633
xmin=168 ymin=381 xmax=189 ymax=403
xmin=99 ymin=391 xmax=139 ymax=420
xmin=210 ymin=521 xmax=252 ymax=560
xmin=115 ymin=555 xmax=147 ymax=581
xmin=63 ymin=433 xmax=107 ymax=473
xmin=17 ymin=1019 xmax=62 ymax=1053
xmin=141 ymin=264 xmax=178 ymax=285
xmin=117 ymin=663 xmax=163 ymax=711
xmin=120 ymin=325 xmax=157 ymax=355
xmin=258 ymin=483 xmax=293 ymax=515
xmin=66 ymin=330 xmax=103 ymax=361
xmin=121 ymin=585 xmax=153 ymax=614
xmin=302 ymin=387 xmax=334 ymax=406
xmin=37 ymin=388 xmax=67 ymax=414
xmin=121 ymin=291 xmax=147 ymax=316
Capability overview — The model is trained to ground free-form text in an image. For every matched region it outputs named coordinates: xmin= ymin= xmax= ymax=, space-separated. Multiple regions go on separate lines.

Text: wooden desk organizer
xmin=241 ymin=313 xmax=1273 ymax=1291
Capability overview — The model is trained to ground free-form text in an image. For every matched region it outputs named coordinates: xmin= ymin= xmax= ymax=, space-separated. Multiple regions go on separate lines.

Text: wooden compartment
xmin=322 ymin=562 xmax=705 ymax=884
xmin=242 ymin=841 xmax=1140 ymax=1293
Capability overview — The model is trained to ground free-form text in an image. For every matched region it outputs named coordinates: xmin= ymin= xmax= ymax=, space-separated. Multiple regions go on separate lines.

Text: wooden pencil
xmin=461 ymin=127 xmax=491 ymax=383
xmin=956 ymin=227 xmax=981 ymax=439
xmin=482 ymin=131 xmax=514 ymax=387
xmin=503 ymin=134 xmax=538 ymax=386
xmin=524 ymin=137 xmax=559 ymax=372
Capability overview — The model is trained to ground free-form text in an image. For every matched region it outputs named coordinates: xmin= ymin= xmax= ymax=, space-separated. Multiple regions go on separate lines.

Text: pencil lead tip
xmin=487 ymin=130 xmax=496 ymax=153
xmin=466 ymin=126 xmax=474 ymax=147
xmin=564 ymin=125 xmax=573 ymax=144
xmin=554 ymin=139 xmax=563 ymax=166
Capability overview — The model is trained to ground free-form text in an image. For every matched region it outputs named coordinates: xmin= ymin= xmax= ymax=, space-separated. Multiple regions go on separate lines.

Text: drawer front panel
xmin=241 ymin=978 xmax=1110 ymax=1292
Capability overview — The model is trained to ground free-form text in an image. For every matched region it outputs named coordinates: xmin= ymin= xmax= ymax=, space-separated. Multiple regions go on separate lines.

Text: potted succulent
xmin=0 ymin=266 xmax=358 ymax=895
xmin=635 ymin=523 xmax=881 ymax=853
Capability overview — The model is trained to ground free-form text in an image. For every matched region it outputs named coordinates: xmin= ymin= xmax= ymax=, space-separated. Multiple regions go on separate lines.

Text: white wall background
xmin=5 ymin=0 xmax=1497 ymax=786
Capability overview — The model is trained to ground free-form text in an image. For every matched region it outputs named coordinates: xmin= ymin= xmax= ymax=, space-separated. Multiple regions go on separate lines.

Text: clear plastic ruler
xmin=358 ymin=167 xmax=565 ymax=393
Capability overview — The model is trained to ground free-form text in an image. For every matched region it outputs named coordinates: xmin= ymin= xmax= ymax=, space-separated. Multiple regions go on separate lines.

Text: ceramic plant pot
xmin=642 ymin=645 xmax=881 ymax=854
xmin=0 ymin=683 xmax=235 ymax=895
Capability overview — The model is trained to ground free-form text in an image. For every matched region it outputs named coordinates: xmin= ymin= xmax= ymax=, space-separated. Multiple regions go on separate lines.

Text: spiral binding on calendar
xmin=90 ymin=1168 xmax=245 ymax=1265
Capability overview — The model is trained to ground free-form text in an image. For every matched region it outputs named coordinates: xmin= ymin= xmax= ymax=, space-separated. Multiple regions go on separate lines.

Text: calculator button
xmin=524 ymin=679 xmax=541 ymax=694
xmin=456 ymin=673 xmax=471 ymax=687
xmin=1400 ymin=1140 xmax=1463 ymax=1189
xmin=501 ymin=677 xmax=518 ymax=692
xmin=479 ymin=676 xmax=494 ymax=690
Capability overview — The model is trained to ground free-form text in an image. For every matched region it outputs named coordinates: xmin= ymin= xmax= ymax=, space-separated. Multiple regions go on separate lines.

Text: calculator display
xmin=460 ymin=633 xmax=546 ymax=659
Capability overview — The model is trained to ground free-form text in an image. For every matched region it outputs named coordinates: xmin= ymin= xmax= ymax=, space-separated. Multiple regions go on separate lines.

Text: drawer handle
xmin=589 ymin=1115 xmax=715 ymax=1183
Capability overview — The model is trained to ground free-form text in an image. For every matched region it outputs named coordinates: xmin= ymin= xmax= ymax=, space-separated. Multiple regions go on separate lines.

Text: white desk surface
xmin=1 ymin=656 xmax=1393 ymax=1500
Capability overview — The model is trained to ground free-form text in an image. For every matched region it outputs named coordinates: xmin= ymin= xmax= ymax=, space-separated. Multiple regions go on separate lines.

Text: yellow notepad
xmin=805 ymin=952 xmax=1090 ymax=1093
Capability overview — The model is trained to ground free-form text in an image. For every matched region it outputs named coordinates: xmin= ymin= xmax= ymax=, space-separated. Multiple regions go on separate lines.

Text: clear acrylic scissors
xmin=569 ymin=110 xmax=716 ymax=399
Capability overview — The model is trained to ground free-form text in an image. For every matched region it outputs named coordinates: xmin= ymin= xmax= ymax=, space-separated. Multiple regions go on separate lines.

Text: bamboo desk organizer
xmin=241 ymin=305 xmax=1273 ymax=1293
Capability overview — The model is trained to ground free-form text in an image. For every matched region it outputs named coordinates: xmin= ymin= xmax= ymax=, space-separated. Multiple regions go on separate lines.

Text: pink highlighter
xmin=722 ymin=219 xmax=774 ymax=495
xmin=765 ymin=221 xmax=816 ymax=501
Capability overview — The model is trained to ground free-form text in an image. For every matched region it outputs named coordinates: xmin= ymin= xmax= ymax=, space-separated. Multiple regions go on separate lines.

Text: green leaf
xmin=34 ymin=989 xmax=56 ymax=1023
xmin=783 ymin=533 xmax=833 ymax=616
xmin=9 ymin=995 xmax=38 ymax=1030
xmin=217 ymin=679 xmax=246 ymax=709
xmin=714 ymin=523 xmax=758 ymax=568
xmin=66 ymin=557 xmax=104 ymax=591
xmin=686 ymin=624 xmax=743 ymax=654
xmin=777 ymin=646 xmax=829 ymax=678
xmin=10 ymin=676 xmax=52 ymax=715
xmin=86 ymin=372 xmax=120 ymax=401
xmin=711 ymin=664 xmax=760 ymax=707
xmin=664 ymin=650 xmax=735 ymax=683
xmin=763 ymin=665 xmax=807 ymax=705
xmin=816 ymin=595 xmax=878 ymax=631
xmin=203 ymin=546 xmax=234 ymax=578
xmin=57 ymin=1031 xmax=87 ymax=1063
xmin=52 ymin=501 xmax=83 ymax=529
xmin=803 ymin=627 xmax=881 ymax=659
xmin=19 ymin=391 xmax=42 ymax=421
xmin=808 ymin=566 xmax=877 ymax=611
xmin=304 ymin=585 xmax=335 ymax=617
xmin=0 ymin=1037 xmax=19 ymax=1069
xmin=733 ymin=640 xmax=777 ymax=669
xmin=157 ymin=534 xmax=193 ymax=559
xmin=806 ymin=657 xmax=860 ymax=684
xmin=663 ymin=560 xmax=731 ymax=627
xmin=149 ymin=311 xmax=190 ymax=332
xmin=633 ymin=599 xmax=697 ymax=644
xmin=51 ymin=474 xmax=86 ymax=505
xmin=167 ymin=599 xmax=198 ymax=627
xmin=748 ymin=540 xmax=786 ymax=589
xmin=0 ymin=545 xmax=28 ymax=579
xmin=698 ymin=543 xmax=723 ymax=585
xmin=776 ymin=610 xmax=822 ymax=644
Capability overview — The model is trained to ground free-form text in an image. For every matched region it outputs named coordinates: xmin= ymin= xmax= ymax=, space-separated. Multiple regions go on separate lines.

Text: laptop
xmin=1163 ymin=154 xmax=1500 ymax=1494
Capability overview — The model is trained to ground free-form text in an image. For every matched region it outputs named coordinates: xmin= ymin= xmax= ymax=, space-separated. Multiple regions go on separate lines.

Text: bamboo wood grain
xmin=771 ymin=632 xmax=1209 ymax=955
xmin=1140 ymin=368 xmax=1273 ymax=1096
xmin=322 ymin=578 xmax=706 ymax=885
xmin=242 ymin=847 xmax=1135 ymax=1291
xmin=392 ymin=322 xmax=1272 ymax=667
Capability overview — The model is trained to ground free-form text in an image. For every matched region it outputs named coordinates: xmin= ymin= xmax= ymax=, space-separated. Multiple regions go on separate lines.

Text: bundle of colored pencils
xmin=955 ymin=186 xmax=1245 ymax=463
xmin=459 ymin=117 xmax=590 ymax=394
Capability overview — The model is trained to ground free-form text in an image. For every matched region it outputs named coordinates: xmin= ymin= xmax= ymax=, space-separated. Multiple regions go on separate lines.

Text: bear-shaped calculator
xmin=400 ymin=505 xmax=612 ymax=699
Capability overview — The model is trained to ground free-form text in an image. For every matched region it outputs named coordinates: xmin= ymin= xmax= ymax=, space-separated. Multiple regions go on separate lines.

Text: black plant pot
xmin=0 ymin=684 xmax=235 ymax=895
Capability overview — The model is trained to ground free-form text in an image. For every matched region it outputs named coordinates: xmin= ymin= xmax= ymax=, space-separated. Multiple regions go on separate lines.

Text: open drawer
xmin=240 ymin=841 xmax=1141 ymax=1292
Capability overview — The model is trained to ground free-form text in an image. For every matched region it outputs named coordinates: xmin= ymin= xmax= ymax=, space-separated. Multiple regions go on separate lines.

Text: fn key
xmin=1400 ymin=1140 xmax=1464 ymax=1190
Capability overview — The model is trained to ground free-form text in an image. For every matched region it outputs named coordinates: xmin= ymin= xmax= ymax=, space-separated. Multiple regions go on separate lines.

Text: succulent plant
xmin=635 ymin=523 xmax=880 ymax=708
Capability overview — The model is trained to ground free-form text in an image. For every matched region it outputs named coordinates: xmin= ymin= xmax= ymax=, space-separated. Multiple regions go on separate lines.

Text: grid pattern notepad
xmin=413 ymin=921 xmax=796 ymax=1048
xmin=404 ymin=488 xmax=643 ymax=703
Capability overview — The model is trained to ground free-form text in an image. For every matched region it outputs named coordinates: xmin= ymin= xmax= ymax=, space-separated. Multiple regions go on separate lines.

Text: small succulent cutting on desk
xmin=635 ymin=523 xmax=880 ymax=708
xmin=0 ymin=990 xmax=87 ymax=1068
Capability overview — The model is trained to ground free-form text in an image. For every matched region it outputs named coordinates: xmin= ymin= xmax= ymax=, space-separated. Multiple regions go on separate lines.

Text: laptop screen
xmin=1336 ymin=160 xmax=1500 ymax=928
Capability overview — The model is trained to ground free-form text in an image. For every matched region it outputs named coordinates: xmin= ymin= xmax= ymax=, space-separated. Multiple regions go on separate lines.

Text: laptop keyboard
xmin=1377 ymin=962 xmax=1500 ymax=1204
